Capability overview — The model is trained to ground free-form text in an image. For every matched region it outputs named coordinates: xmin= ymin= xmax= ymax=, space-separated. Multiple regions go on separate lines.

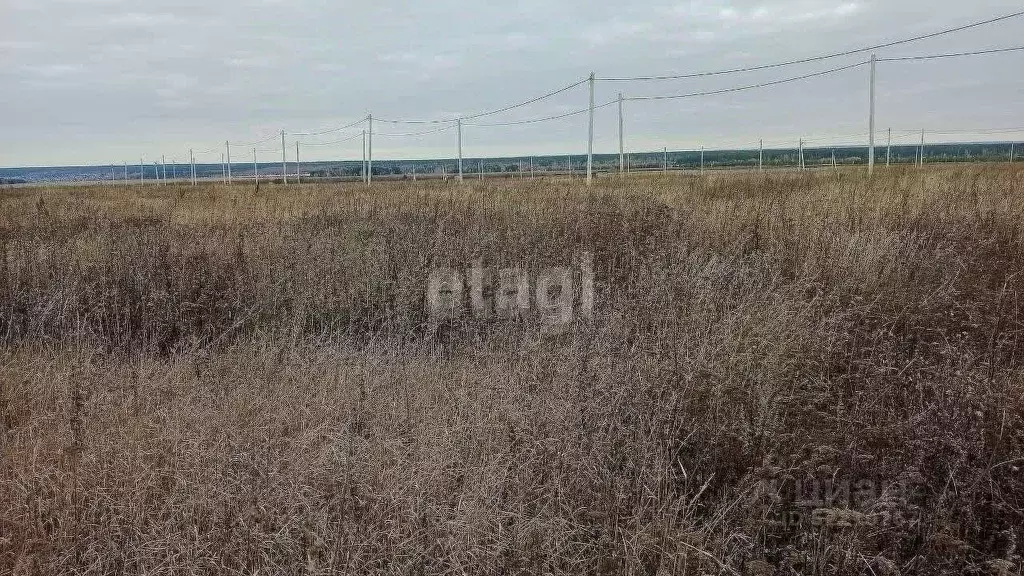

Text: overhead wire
xmin=625 ymin=60 xmax=869 ymax=101
xmin=596 ymin=10 xmax=1024 ymax=81
xmin=464 ymin=99 xmax=617 ymax=127
xmin=166 ymin=13 xmax=1024 ymax=167
xmin=893 ymin=127 xmax=1024 ymax=135
xmin=877 ymin=45 xmax=1024 ymax=62
xmin=291 ymin=116 xmax=368 ymax=137
xmin=297 ymin=131 xmax=365 ymax=147
xmin=373 ymin=78 xmax=589 ymax=125
xmin=373 ymin=125 xmax=457 ymax=137
xmin=233 ymin=133 xmax=279 ymax=147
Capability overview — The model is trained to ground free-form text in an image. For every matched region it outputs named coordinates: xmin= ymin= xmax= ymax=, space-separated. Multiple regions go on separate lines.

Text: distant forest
xmin=1 ymin=142 xmax=1017 ymax=183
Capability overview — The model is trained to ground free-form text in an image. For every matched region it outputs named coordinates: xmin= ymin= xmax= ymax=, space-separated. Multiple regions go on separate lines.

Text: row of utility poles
xmin=122 ymin=130 xmax=1014 ymax=186
xmin=129 ymin=58 xmax=1015 ymax=186
xmin=120 ymin=152 xmax=198 ymax=186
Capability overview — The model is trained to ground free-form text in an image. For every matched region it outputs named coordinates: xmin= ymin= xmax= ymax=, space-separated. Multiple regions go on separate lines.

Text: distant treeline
xmin=8 ymin=142 xmax=1014 ymax=183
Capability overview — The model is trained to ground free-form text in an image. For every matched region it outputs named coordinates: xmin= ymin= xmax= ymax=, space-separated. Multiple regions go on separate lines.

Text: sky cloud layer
xmin=1 ymin=0 xmax=1022 ymax=166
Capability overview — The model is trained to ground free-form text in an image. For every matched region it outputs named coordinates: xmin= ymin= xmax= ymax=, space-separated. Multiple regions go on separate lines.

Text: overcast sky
xmin=1 ymin=0 xmax=1022 ymax=167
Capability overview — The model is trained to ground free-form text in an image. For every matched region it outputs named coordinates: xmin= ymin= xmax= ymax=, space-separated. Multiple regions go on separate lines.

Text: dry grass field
xmin=1 ymin=167 xmax=1023 ymax=575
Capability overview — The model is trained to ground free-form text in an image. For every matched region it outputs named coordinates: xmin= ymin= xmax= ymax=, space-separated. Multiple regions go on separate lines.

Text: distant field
xmin=1 ymin=167 xmax=1022 ymax=574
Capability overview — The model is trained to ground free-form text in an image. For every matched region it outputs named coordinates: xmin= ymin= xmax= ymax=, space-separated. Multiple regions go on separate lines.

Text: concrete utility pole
xmin=457 ymin=117 xmax=463 ymax=181
xmin=759 ymin=139 xmax=764 ymax=171
xmin=832 ymin=149 xmax=838 ymax=171
xmin=663 ymin=147 xmax=667 ymax=173
xmin=124 ymin=162 xmax=128 ymax=186
xmin=618 ymin=92 xmax=624 ymax=176
xmin=479 ymin=159 xmax=483 ymax=180
xmin=587 ymin=71 xmax=594 ymax=185
xmin=530 ymin=157 xmax=534 ymax=179
xmin=296 ymin=142 xmax=301 ymax=184
xmin=567 ymin=155 xmax=571 ymax=179
xmin=162 ymin=156 xmax=167 ymax=183
xmin=172 ymin=160 xmax=176 ymax=181
xmin=367 ymin=114 xmax=373 ymax=186
xmin=226 ymin=142 xmax=232 ymax=184
xmin=886 ymin=128 xmax=892 ymax=167
xmin=868 ymin=54 xmax=876 ymax=176
xmin=1010 ymin=142 xmax=1015 ymax=163
xmin=140 ymin=159 xmax=145 ymax=184
xmin=700 ymin=146 xmax=705 ymax=175
xmin=281 ymin=130 xmax=288 ymax=184
xmin=918 ymin=129 xmax=925 ymax=168
xmin=155 ymin=162 xmax=160 ymax=184
xmin=362 ymin=130 xmax=367 ymax=184
xmin=191 ymin=151 xmax=197 ymax=185
xmin=799 ymin=139 xmax=805 ymax=170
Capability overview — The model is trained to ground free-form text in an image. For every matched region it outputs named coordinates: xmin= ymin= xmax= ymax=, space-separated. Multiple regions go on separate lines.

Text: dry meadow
xmin=1 ymin=167 xmax=1023 ymax=575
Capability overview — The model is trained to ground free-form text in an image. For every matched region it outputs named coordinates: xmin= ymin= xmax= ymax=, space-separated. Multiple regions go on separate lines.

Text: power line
xmin=374 ymin=77 xmax=588 ymax=125
xmin=292 ymin=116 xmax=368 ymax=137
xmin=462 ymin=78 xmax=589 ymax=121
xmin=465 ymin=99 xmax=617 ymax=127
xmin=894 ymin=127 xmax=1024 ymax=135
xmin=877 ymin=46 xmax=1024 ymax=62
xmin=233 ymin=133 xmax=279 ymax=147
xmin=625 ymin=60 xmax=868 ymax=102
xmin=298 ymin=131 xmax=365 ymax=146
xmin=373 ymin=125 xmax=456 ymax=137
xmin=597 ymin=10 xmax=1024 ymax=81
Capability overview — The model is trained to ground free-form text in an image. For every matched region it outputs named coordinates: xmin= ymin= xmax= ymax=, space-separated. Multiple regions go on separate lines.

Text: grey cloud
xmin=1 ymin=0 xmax=1022 ymax=167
